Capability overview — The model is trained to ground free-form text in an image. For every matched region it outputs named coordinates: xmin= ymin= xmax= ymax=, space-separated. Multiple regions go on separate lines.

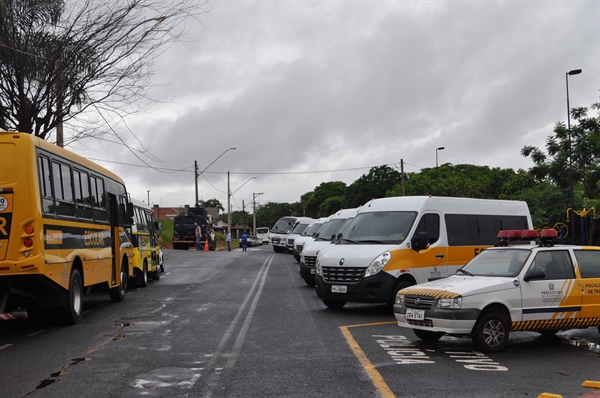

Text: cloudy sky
xmin=70 ymin=0 xmax=599 ymax=214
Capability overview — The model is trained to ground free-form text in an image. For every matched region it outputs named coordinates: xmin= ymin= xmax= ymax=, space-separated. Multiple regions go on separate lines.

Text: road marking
xmin=0 ymin=344 xmax=13 ymax=351
xmin=340 ymin=322 xmax=397 ymax=398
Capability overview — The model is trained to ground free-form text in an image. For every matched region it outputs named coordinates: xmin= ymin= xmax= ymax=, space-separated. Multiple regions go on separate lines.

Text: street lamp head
xmin=437 ymin=147 xmax=445 ymax=151
xmin=567 ymin=69 xmax=582 ymax=76
xmin=231 ymin=146 xmax=237 ymax=150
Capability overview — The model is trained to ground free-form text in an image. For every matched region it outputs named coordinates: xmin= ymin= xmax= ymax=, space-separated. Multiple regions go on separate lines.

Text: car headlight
xmin=364 ymin=251 xmax=391 ymax=277
xmin=395 ymin=293 xmax=405 ymax=305
xmin=315 ymin=258 xmax=322 ymax=275
xmin=437 ymin=297 xmax=462 ymax=309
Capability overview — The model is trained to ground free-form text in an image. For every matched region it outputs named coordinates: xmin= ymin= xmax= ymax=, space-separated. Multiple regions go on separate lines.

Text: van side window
xmin=415 ymin=214 xmax=440 ymax=244
xmin=574 ymin=250 xmax=600 ymax=278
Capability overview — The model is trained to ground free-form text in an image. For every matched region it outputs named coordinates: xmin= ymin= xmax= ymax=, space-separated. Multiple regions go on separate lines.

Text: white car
xmin=394 ymin=229 xmax=600 ymax=353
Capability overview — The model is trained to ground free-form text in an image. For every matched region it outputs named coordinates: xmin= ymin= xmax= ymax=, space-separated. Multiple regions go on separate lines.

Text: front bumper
xmin=393 ymin=305 xmax=480 ymax=335
xmin=315 ymin=269 xmax=396 ymax=304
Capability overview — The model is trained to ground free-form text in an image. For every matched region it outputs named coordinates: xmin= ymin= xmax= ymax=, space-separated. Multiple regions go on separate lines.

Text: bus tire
xmin=414 ymin=329 xmax=445 ymax=342
xmin=472 ymin=312 xmax=509 ymax=353
xmin=109 ymin=262 xmax=128 ymax=302
xmin=323 ymin=300 xmax=346 ymax=310
xmin=138 ymin=261 xmax=149 ymax=287
xmin=60 ymin=268 xmax=83 ymax=325
xmin=150 ymin=264 xmax=161 ymax=281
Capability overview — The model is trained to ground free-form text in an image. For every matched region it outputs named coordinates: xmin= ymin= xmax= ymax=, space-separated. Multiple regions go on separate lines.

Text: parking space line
xmin=340 ymin=321 xmax=397 ymax=398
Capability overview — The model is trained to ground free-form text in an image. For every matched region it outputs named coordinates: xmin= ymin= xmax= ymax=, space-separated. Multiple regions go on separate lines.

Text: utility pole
xmin=400 ymin=159 xmax=405 ymax=196
xmin=194 ymin=160 xmax=199 ymax=207
xmin=227 ymin=171 xmax=231 ymax=235
xmin=147 ymin=190 xmax=150 ymax=205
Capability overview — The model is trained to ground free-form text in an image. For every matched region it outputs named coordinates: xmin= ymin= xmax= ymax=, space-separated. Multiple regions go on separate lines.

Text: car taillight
xmin=25 ymin=225 xmax=34 ymax=234
xmin=24 ymin=238 xmax=33 ymax=247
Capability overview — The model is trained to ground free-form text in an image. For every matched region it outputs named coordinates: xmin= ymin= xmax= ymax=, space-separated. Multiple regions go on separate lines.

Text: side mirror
xmin=411 ymin=231 xmax=429 ymax=252
xmin=157 ymin=221 xmax=162 ymax=231
xmin=524 ymin=269 xmax=546 ymax=282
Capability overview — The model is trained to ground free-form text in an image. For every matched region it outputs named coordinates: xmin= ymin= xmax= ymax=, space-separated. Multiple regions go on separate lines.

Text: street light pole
xmin=566 ymin=69 xmax=582 ymax=245
xmin=227 ymin=176 xmax=257 ymax=237
xmin=253 ymin=192 xmax=263 ymax=236
xmin=195 ymin=146 xmax=237 ymax=207
xmin=436 ymin=147 xmax=445 ymax=195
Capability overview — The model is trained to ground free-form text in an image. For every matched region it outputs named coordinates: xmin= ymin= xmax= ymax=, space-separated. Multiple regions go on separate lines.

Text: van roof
xmin=359 ymin=196 xmax=530 ymax=216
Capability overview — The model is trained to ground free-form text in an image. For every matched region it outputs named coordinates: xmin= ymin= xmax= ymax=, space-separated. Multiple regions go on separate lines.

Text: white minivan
xmin=300 ymin=208 xmax=358 ymax=286
xmin=256 ymin=227 xmax=270 ymax=245
xmin=315 ymin=196 xmax=532 ymax=309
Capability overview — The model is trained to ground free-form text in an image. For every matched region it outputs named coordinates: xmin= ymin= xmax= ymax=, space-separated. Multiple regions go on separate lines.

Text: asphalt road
xmin=1 ymin=245 xmax=599 ymax=398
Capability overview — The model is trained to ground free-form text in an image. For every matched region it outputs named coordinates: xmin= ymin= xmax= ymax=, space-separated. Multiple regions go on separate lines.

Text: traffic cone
xmin=203 ymin=239 xmax=209 ymax=251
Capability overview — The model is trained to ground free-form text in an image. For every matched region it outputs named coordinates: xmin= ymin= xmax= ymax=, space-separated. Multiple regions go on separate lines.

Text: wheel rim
xmin=482 ymin=319 xmax=505 ymax=348
xmin=73 ymin=280 xmax=82 ymax=314
xmin=121 ymin=269 xmax=127 ymax=293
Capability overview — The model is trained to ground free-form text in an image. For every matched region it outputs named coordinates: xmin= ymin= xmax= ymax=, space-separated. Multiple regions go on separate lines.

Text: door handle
xmin=436 ymin=254 xmax=445 ymax=259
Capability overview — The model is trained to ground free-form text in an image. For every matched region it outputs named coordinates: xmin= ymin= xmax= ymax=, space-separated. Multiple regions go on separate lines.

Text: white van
xmin=293 ymin=217 xmax=330 ymax=263
xmin=256 ymin=227 xmax=270 ymax=245
xmin=315 ymin=196 xmax=532 ymax=309
xmin=285 ymin=217 xmax=315 ymax=253
xmin=269 ymin=216 xmax=297 ymax=253
xmin=300 ymin=209 xmax=358 ymax=286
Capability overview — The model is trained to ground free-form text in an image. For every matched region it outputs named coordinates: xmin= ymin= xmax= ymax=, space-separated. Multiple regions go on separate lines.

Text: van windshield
xmin=316 ymin=219 xmax=346 ymax=241
xmin=272 ymin=218 xmax=295 ymax=234
xmin=341 ymin=211 xmax=416 ymax=245
xmin=302 ymin=222 xmax=323 ymax=236
xmin=291 ymin=222 xmax=310 ymax=235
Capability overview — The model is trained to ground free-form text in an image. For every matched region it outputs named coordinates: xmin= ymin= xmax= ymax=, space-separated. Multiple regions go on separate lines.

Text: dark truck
xmin=172 ymin=207 xmax=216 ymax=251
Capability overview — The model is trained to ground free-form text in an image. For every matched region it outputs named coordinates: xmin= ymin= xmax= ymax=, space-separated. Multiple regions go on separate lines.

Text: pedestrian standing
xmin=226 ymin=230 xmax=231 ymax=251
xmin=241 ymin=231 xmax=248 ymax=252
xmin=195 ymin=222 xmax=202 ymax=251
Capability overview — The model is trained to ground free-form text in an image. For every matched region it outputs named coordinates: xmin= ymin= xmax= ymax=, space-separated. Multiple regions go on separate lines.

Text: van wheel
xmin=304 ymin=277 xmax=315 ymax=287
xmin=414 ymin=329 xmax=445 ymax=342
xmin=150 ymin=264 xmax=161 ymax=281
xmin=323 ymin=300 xmax=346 ymax=309
xmin=472 ymin=312 xmax=509 ymax=353
xmin=60 ymin=269 xmax=83 ymax=325
xmin=109 ymin=264 xmax=127 ymax=302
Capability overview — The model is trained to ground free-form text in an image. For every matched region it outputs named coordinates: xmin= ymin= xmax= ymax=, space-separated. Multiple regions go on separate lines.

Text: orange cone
xmin=203 ymin=239 xmax=209 ymax=251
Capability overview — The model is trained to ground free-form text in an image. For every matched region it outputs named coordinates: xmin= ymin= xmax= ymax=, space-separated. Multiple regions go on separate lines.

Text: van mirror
xmin=411 ymin=231 xmax=429 ymax=252
xmin=157 ymin=221 xmax=162 ymax=231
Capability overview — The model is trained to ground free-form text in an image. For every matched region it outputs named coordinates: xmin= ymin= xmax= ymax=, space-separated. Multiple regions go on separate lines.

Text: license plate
xmin=405 ymin=309 xmax=425 ymax=321
xmin=310 ymin=269 xmax=315 ymax=274
xmin=331 ymin=285 xmax=347 ymax=293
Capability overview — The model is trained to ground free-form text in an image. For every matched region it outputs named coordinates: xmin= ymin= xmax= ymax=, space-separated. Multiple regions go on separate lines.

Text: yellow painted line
xmin=582 ymin=380 xmax=600 ymax=389
xmin=340 ymin=322 xmax=397 ymax=398
xmin=537 ymin=394 xmax=562 ymax=398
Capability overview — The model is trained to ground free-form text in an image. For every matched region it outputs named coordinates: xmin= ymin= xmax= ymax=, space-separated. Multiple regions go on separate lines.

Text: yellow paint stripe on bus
xmin=340 ymin=325 xmax=395 ymax=398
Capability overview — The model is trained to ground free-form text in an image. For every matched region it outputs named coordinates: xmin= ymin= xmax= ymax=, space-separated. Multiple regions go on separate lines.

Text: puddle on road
xmin=132 ymin=367 xmax=202 ymax=389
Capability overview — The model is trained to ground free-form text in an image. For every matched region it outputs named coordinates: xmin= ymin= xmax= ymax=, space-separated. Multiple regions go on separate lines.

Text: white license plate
xmin=331 ymin=285 xmax=347 ymax=293
xmin=310 ymin=269 xmax=315 ymax=274
xmin=405 ymin=309 xmax=425 ymax=321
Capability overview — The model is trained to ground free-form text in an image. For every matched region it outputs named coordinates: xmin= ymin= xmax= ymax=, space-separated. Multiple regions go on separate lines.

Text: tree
xmin=344 ymin=165 xmax=401 ymax=208
xmin=0 ymin=0 xmax=207 ymax=144
xmin=199 ymin=198 xmax=224 ymax=213
xmin=305 ymin=181 xmax=346 ymax=218
xmin=521 ymin=103 xmax=600 ymax=244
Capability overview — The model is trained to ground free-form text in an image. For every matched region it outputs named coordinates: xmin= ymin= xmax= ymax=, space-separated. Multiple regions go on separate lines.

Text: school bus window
xmin=73 ymin=169 xmax=93 ymax=220
xmin=38 ymin=155 xmax=54 ymax=214
xmin=91 ymin=176 xmax=107 ymax=221
xmin=52 ymin=161 xmax=76 ymax=217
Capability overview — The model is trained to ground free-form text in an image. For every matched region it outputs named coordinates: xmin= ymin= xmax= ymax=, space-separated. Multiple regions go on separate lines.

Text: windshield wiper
xmin=455 ymin=269 xmax=474 ymax=277
xmin=357 ymin=239 xmax=386 ymax=244
xmin=341 ymin=238 xmax=359 ymax=244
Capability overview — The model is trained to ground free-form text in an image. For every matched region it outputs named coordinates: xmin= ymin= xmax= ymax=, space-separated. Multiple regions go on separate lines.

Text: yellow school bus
xmin=0 ymin=132 xmax=134 ymax=324
xmin=131 ymin=198 xmax=163 ymax=286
